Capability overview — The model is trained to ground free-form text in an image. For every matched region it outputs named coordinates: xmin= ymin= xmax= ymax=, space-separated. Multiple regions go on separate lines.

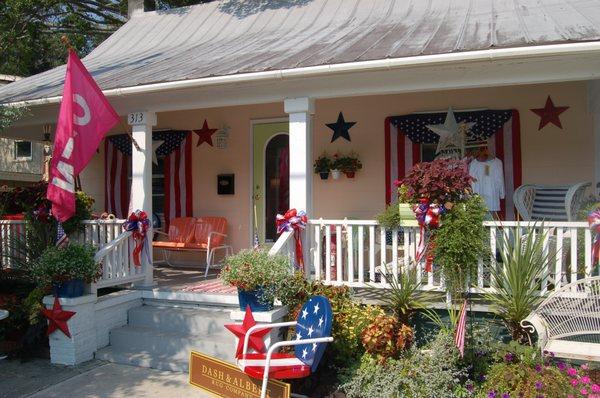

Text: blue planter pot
xmin=237 ymin=288 xmax=273 ymax=312
xmin=52 ymin=279 xmax=85 ymax=298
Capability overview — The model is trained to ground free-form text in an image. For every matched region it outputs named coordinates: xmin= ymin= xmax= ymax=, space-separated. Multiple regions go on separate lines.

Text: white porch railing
xmin=294 ymin=219 xmax=596 ymax=295
xmin=0 ymin=219 xmax=148 ymax=292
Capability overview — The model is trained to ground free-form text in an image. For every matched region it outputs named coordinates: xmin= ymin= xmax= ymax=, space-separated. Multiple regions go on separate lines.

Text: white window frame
xmin=13 ymin=140 xmax=32 ymax=161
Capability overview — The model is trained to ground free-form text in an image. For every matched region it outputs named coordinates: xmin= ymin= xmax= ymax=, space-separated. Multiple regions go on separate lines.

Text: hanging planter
xmin=314 ymin=153 xmax=332 ymax=181
xmin=331 ymin=169 xmax=342 ymax=180
xmin=332 ymin=152 xmax=362 ymax=180
xmin=344 ymin=171 xmax=356 ymax=178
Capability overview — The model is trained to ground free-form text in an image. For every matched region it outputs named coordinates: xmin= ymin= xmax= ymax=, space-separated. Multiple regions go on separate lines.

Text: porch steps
xmin=95 ymin=303 xmax=237 ymax=372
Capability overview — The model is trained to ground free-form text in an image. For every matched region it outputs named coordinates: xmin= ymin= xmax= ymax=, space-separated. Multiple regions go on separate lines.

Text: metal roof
xmin=3 ymin=0 xmax=600 ymax=103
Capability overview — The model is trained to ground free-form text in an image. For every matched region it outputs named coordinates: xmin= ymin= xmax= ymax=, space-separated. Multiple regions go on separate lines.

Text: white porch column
xmin=284 ymin=97 xmax=314 ymax=216
xmin=284 ymin=98 xmax=314 ymax=275
xmin=128 ymin=111 xmax=156 ymax=287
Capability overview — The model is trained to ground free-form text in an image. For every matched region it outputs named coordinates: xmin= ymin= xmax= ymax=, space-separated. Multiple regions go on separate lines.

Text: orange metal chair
xmin=152 ymin=216 xmax=232 ymax=276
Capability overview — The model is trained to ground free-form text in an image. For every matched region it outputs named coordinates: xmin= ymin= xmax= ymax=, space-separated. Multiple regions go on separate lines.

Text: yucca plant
xmin=378 ymin=265 xmax=436 ymax=324
xmin=484 ymin=225 xmax=550 ymax=344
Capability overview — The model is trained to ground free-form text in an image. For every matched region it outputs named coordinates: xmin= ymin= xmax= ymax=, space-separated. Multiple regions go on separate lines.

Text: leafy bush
xmin=341 ymin=330 xmax=468 ymax=398
xmin=433 ymin=195 xmax=488 ymax=297
xmin=361 ymin=314 xmax=413 ymax=363
xmin=399 ymin=158 xmax=473 ymax=204
xmin=375 ymin=204 xmax=402 ymax=230
xmin=480 ymin=361 xmax=572 ymax=398
xmin=30 ymin=243 xmax=100 ymax=286
xmin=220 ymin=249 xmax=292 ymax=303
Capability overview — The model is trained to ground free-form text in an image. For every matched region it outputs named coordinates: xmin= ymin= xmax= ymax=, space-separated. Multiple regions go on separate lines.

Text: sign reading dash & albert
xmin=189 ymin=351 xmax=290 ymax=398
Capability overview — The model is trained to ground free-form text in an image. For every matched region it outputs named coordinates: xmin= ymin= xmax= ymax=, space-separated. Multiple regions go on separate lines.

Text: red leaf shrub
xmin=398 ymin=159 xmax=473 ymax=204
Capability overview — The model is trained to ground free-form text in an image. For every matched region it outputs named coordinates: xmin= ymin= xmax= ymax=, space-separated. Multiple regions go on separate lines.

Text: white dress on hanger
xmin=469 ymin=157 xmax=505 ymax=211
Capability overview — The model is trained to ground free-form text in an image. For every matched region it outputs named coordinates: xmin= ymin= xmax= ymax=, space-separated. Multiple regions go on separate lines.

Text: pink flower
xmin=581 ymin=388 xmax=589 ymax=396
xmin=567 ymin=368 xmax=578 ymax=376
xmin=568 ymin=395 xmax=574 ymax=398
xmin=592 ymin=384 xmax=600 ymax=393
xmin=582 ymin=376 xmax=591 ymax=384
xmin=572 ymin=379 xmax=579 ymax=387
xmin=582 ymin=364 xmax=590 ymax=370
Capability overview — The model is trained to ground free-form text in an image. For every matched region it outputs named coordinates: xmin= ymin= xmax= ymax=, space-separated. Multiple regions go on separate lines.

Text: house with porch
xmin=1 ymin=0 xmax=600 ymax=369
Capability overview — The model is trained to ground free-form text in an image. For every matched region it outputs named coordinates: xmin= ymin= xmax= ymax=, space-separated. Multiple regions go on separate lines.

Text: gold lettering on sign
xmin=189 ymin=351 xmax=290 ymax=398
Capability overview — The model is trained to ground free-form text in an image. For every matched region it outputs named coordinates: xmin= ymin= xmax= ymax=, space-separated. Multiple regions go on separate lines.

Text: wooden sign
xmin=189 ymin=351 xmax=290 ymax=398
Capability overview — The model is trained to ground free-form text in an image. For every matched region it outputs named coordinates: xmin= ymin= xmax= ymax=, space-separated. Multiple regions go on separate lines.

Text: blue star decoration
xmin=326 ymin=112 xmax=355 ymax=142
xmin=294 ymin=296 xmax=333 ymax=372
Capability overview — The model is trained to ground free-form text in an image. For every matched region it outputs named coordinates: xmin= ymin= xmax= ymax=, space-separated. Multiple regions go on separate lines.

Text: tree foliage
xmin=0 ymin=0 xmax=212 ymax=77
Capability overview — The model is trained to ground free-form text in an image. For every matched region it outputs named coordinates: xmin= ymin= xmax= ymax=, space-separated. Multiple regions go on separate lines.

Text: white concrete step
xmin=95 ymin=347 xmax=193 ymax=372
xmin=128 ymin=305 xmax=232 ymax=334
xmin=108 ymin=325 xmax=236 ymax=362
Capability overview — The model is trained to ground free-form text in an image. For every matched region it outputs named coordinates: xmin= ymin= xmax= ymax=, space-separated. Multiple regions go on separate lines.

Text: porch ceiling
xmin=3 ymin=0 xmax=600 ymax=106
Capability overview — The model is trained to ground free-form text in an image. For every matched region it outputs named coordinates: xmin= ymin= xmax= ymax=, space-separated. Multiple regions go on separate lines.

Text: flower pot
xmin=344 ymin=171 xmax=356 ymax=178
xmin=398 ymin=203 xmax=418 ymax=227
xmin=52 ymin=279 xmax=85 ymax=298
xmin=237 ymin=288 xmax=273 ymax=312
xmin=319 ymin=172 xmax=330 ymax=180
xmin=331 ymin=170 xmax=341 ymax=180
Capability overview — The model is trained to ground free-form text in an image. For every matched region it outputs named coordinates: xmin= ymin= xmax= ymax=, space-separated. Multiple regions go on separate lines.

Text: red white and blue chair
xmin=237 ymin=296 xmax=333 ymax=398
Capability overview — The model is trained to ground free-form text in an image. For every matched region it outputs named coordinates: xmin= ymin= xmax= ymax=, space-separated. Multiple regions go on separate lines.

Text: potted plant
xmin=330 ymin=153 xmax=342 ymax=180
xmin=337 ymin=152 xmax=363 ymax=178
xmin=313 ymin=154 xmax=332 ymax=180
xmin=30 ymin=244 xmax=100 ymax=298
xmin=220 ymin=249 xmax=291 ymax=311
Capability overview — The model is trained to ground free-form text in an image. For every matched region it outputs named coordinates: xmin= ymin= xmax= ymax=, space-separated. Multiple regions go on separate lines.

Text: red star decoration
xmin=225 ymin=306 xmax=271 ymax=358
xmin=41 ymin=297 xmax=76 ymax=338
xmin=193 ymin=119 xmax=218 ymax=147
xmin=530 ymin=96 xmax=569 ymax=130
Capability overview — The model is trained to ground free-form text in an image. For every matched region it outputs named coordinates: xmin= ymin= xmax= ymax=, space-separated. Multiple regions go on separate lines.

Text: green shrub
xmin=341 ymin=330 xmax=469 ymax=398
xmin=479 ymin=362 xmax=572 ymax=398
xmin=433 ymin=195 xmax=488 ymax=298
xmin=30 ymin=243 xmax=100 ymax=287
xmin=220 ymin=249 xmax=292 ymax=304
xmin=375 ymin=205 xmax=402 ymax=230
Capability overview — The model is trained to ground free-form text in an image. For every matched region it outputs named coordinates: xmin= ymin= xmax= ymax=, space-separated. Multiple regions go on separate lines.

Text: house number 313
xmin=128 ymin=112 xmax=145 ymax=125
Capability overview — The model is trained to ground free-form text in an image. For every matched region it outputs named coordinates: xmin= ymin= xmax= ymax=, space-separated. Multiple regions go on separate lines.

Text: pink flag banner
xmin=47 ymin=50 xmax=119 ymax=222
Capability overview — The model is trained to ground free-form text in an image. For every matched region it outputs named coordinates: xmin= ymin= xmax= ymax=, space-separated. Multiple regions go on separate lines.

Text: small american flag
xmin=454 ymin=299 xmax=468 ymax=357
xmin=56 ymin=222 xmax=69 ymax=248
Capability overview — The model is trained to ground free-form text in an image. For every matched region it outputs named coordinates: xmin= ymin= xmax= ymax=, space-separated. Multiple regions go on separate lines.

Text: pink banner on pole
xmin=47 ymin=50 xmax=119 ymax=222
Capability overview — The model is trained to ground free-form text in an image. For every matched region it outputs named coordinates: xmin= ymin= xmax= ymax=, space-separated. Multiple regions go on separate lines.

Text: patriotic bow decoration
xmin=123 ymin=210 xmax=151 ymax=267
xmin=413 ymin=199 xmax=445 ymax=272
xmin=276 ymin=209 xmax=307 ymax=270
xmin=588 ymin=208 xmax=600 ymax=264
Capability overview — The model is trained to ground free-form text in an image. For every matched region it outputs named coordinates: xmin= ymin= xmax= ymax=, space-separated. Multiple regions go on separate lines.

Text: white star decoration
xmin=313 ymin=303 xmax=320 ymax=314
xmin=307 ymin=326 xmax=314 ymax=337
xmin=302 ymin=309 xmax=308 ymax=320
xmin=426 ymin=107 xmax=475 ymax=154
xmin=302 ymin=348 xmax=308 ymax=359
xmin=296 ymin=332 xmax=303 ymax=340
xmin=312 ymin=343 xmax=318 ymax=352
xmin=152 ymin=140 xmax=164 ymax=165
xmin=318 ymin=316 xmax=324 ymax=327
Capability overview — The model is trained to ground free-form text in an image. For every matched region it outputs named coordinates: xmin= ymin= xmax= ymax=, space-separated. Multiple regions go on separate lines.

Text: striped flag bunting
xmin=454 ymin=299 xmax=468 ymax=357
xmin=56 ymin=222 xmax=69 ymax=248
xmin=385 ymin=109 xmax=521 ymax=220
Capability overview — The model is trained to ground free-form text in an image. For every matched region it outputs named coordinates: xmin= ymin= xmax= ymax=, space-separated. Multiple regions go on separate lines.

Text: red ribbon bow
xmin=123 ymin=210 xmax=150 ymax=267
xmin=275 ymin=208 xmax=307 ymax=271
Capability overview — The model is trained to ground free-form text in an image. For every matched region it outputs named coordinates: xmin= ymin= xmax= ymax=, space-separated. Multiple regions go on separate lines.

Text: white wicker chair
xmin=521 ymin=276 xmax=600 ymax=361
xmin=513 ymin=183 xmax=590 ymax=221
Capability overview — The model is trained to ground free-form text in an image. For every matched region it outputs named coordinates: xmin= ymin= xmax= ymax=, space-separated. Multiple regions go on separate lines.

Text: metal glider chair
xmin=237 ymin=296 xmax=333 ymax=398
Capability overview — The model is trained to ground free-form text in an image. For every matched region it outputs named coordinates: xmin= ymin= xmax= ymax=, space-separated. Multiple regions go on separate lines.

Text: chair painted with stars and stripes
xmin=237 ymin=296 xmax=333 ymax=398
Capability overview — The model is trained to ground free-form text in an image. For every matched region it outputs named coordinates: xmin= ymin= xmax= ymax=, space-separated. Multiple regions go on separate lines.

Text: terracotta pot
xmin=344 ymin=171 xmax=356 ymax=178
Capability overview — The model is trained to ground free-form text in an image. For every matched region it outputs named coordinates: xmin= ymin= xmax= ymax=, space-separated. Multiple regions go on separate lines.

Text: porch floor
xmin=153 ymin=264 xmax=235 ymax=294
